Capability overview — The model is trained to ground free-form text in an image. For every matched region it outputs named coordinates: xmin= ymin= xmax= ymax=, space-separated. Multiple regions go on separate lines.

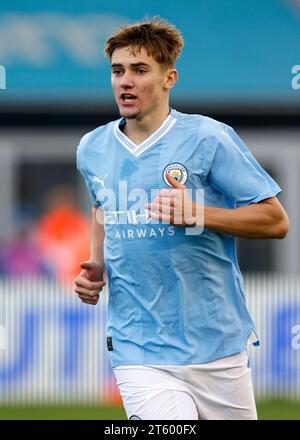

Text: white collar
xmin=114 ymin=112 xmax=177 ymax=158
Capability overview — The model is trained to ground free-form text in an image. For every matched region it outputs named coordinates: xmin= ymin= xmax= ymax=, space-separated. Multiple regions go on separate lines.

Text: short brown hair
xmin=104 ymin=16 xmax=184 ymax=68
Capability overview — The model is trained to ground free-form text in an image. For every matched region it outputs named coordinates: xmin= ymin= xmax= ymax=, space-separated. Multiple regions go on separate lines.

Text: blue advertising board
xmin=0 ymin=277 xmax=300 ymax=402
xmin=0 ymin=0 xmax=299 ymax=105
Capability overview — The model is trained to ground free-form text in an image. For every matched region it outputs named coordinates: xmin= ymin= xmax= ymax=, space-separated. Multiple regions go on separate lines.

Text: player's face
xmin=111 ymin=46 xmax=172 ymax=120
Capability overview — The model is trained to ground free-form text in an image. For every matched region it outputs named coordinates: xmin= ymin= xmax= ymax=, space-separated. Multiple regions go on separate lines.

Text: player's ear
xmin=163 ymin=68 xmax=178 ymax=90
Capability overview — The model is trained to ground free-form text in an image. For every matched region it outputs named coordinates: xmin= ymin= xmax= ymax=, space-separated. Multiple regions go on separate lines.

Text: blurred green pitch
xmin=0 ymin=401 xmax=299 ymax=420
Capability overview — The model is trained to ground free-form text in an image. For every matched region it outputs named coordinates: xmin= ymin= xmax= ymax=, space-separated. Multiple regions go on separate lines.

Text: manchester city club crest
xmin=163 ymin=163 xmax=188 ymax=187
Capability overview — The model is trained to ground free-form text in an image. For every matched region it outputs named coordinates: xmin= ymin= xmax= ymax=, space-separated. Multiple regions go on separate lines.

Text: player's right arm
xmin=74 ymin=206 xmax=106 ymax=305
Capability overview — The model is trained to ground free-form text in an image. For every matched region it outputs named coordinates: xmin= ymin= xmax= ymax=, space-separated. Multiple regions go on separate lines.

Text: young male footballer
xmin=74 ymin=17 xmax=289 ymax=420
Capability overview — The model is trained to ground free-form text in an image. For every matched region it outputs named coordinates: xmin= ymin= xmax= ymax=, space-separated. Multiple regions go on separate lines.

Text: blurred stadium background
xmin=0 ymin=0 xmax=300 ymax=420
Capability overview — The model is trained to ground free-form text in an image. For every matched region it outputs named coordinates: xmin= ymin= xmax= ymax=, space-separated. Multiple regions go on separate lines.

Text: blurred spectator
xmin=0 ymin=221 xmax=50 ymax=277
xmin=34 ymin=185 xmax=90 ymax=284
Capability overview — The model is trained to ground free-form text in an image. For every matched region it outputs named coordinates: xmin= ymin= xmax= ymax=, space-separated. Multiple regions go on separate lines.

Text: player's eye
xmin=136 ymin=69 xmax=146 ymax=74
xmin=112 ymin=69 xmax=123 ymax=75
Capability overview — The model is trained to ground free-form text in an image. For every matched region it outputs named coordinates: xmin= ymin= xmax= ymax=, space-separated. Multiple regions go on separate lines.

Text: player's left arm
xmin=203 ymin=196 xmax=289 ymax=239
xmin=145 ymin=173 xmax=289 ymax=239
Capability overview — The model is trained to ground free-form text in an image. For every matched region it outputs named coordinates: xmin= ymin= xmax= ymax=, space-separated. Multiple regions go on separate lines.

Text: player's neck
xmin=123 ymin=105 xmax=170 ymax=145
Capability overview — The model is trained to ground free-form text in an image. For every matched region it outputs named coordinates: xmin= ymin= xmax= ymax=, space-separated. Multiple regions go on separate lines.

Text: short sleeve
xmin=203 ymin=124 xmax=281 ymax=206
xmin=76 ymin=134 xmax=101 ymax=207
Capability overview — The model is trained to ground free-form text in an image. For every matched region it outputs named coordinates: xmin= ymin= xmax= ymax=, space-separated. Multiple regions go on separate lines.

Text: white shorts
xmin=113 ymin=351 xmax=257 ymax=420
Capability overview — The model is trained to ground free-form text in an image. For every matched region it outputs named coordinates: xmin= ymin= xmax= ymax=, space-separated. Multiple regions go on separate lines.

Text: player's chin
xmin=118 ymin=106 xmax=139 ymax=119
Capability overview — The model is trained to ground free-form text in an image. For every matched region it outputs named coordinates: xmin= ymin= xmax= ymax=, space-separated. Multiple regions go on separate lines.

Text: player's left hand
xmin=145 ymin=173 xmax=197 ymax=226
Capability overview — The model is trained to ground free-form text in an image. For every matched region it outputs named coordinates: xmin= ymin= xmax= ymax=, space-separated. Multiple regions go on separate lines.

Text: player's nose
xmin=120 ymin=71 xmax=134 ymax=88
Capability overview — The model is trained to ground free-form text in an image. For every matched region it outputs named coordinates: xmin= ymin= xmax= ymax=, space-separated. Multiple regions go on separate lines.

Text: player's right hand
xmin=73 ymin=261 xmax=106 ymax=305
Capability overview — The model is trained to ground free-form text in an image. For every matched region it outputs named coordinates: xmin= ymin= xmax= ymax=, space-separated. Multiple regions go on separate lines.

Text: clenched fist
xmin=74 ymin=261 xmax=106 ymax=305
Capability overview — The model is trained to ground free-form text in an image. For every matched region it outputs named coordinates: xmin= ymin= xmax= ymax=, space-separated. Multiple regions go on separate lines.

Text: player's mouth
xmin=120 ymin=93 xmax=137 ymax=105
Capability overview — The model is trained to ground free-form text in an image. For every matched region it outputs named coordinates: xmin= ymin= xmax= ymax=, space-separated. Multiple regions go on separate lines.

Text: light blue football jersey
xmin=77 ymin=108 xmax=281 ymax=367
